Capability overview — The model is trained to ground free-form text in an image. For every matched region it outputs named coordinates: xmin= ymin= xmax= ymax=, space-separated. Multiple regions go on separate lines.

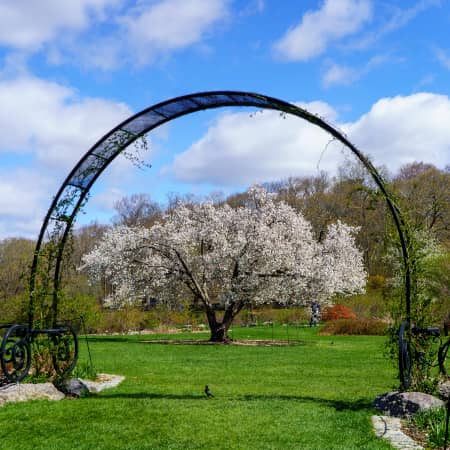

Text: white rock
xmin=80 ymin=374 xmax=125 ymax=393
xmin=0 ymin=382 xmax=65 ymax=405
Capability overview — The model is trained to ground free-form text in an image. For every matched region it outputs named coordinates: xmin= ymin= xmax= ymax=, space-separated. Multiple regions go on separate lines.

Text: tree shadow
xmin=93 ymin=391 xmax=373 ymax=411
xmin=239 ymin=394 xmax=373 ymax=411
xmin=81 ymin=336 xmax=139 ymax=343
xmin=92 ymin=392 xmax=204 ymax=400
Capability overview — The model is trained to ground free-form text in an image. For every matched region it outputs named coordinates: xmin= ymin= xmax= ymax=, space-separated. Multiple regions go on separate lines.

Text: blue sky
xmin=0 ymin=0 xmax=449 ymax=238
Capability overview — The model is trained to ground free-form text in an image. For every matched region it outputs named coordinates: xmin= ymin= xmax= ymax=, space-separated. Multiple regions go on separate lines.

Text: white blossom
xmin=81 ymin=186 xmax=366 ymax=338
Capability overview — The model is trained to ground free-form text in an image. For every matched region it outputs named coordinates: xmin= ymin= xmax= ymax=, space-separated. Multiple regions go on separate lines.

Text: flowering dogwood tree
xmin=81 ymin=187 xmax=366 ymax=341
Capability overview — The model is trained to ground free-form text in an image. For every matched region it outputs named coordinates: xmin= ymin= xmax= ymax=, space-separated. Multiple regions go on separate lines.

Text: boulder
xmin=0 ymin=374 xmax=125 ymax=406
xmin=374 ymin=391 xmax=444 ymax=418
xmin=56 ymin=378 xmax=89 ymax=397
xmin=0 ymin=382 xmax=65 ymax=406
xmin=438 ymin=381 xmax=450 ymax=399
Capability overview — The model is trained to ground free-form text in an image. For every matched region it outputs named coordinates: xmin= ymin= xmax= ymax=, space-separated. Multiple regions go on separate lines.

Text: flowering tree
xmin=81 ymin=187 xmax=366 ymax=341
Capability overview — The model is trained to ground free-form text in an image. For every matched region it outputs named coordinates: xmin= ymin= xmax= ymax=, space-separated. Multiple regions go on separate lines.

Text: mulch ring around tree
xmin=139 ymin=339 xmax=304 ymax=346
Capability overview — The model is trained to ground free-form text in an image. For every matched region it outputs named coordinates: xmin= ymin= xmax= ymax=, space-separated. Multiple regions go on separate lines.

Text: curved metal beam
xmin=29 ymin=91 xmax=412 ymax=327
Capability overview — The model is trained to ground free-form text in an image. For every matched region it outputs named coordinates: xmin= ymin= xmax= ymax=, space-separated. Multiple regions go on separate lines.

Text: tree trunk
xmin=205 ymin=306 xmax=231 ymax=342
xmin=209 ymin=323 xmax=230 ymax=342
xmin=205 ymin=302 xmax=243 ymax=343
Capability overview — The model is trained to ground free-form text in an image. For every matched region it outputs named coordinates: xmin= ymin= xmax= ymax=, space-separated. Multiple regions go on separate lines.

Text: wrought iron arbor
xmin=1 ymin=91 xmax=414 ymax=383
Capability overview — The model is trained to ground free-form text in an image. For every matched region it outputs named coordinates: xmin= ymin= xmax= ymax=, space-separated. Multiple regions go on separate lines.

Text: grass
xmin=0 ymin=326 xmax=396 ymax=449
xmin=410 ymin=406 xmax=449 ymax=448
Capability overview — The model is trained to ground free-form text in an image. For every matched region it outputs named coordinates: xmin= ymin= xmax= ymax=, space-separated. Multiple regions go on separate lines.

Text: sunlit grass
xmin=0 ymin=326 xmax=396 ymax=449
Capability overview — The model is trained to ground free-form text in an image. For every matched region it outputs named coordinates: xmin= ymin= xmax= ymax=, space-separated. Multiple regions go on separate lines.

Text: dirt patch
xmin=401 ymin=420 xmax=428 ymax=448
xmin=140 ymin=339 xmax=302 ymax=346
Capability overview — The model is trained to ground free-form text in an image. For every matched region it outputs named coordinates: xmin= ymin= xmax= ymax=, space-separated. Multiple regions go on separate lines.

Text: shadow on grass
xmin=240 ymin=394 xmax=373 ymax=412
xmin=81 ymin=336 xmax=139 ymax=343
xmin=93 ymin=392 xmax=205 ymax=400
xmin=95 ymin=391 xmax=373 ymax=411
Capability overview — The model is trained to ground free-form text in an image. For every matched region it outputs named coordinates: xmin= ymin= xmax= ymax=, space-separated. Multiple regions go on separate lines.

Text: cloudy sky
xmin=0 ymin=0 xmax=449 ymax=238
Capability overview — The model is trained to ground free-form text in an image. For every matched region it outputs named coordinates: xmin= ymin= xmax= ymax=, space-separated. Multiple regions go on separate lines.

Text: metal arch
xmin=29 ymin=90 xmax=412 ymax=327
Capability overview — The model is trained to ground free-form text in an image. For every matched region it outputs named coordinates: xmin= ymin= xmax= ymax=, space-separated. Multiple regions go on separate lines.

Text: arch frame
xmin=28 ymin=91 xmax=412 ymax=329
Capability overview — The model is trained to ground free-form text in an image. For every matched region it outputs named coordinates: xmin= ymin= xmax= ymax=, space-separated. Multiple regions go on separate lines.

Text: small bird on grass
xmin=204 ymin=385 xmax=214 ymax=398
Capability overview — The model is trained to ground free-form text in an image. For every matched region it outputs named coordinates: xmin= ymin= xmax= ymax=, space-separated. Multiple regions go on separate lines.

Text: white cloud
xmin=168 ymin=93 xmax=450 ymax=187
xmin=0 ymin=75 xmax=133 ymax=238
xmin=322 ymin=63 xmax=356 ymax=88
xmin=273 ymin=0 xmax=372 ymax=61
xmin=0 ymin=0 xmax=119 ymax=51
xmin=0 ymin=76 xmax=131 ymax=168
xmin=0 ymin=0 xmax=229 ymax=69
xmin=322 ymin=54 xmax=389 ymax=88
xmin=0 ymin=167 xmax=52 ymax=238
xmin=168 ymin=101 xmax=344 ymax=186
xmin=28 ymin=0 xmax=230 ymax=70
xmin=348 ymin=0 xmax=440 ymax=50
xmin=121 ymin=0 xmax=229 ymax=65
xmin=89 ymin=187 xmax=125 ymax=212
xmin=345 ymin=93 xmax=450 ymax=169
xmin=46 ymin=35 xmax=123 ymax=71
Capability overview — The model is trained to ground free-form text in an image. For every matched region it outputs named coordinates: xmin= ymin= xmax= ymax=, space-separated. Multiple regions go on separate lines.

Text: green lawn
xmin=0 ymin=326 xmax=396 ymax=449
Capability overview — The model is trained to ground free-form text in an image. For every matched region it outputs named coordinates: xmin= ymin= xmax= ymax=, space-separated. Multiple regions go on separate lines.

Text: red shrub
xmin=321 ymin=304 xmax=357 ymax=321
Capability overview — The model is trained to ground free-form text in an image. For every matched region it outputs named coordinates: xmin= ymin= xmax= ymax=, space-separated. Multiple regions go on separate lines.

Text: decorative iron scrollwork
xmin=399 ymin=321 xmax=450 ymax=390
xmin=51 ymin=324 xmax=79 ymax=376
xmin=0 ymin=324 xmax=31 ymax=383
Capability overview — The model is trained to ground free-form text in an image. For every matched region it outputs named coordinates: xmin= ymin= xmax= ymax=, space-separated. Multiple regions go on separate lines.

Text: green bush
xmin=411 ymin=407 xmax=447 ymax=448
xmin=0 ymin=293 xmax=28 ymax=324
xmin=319 ymin=318 xmax=387 ymax=335
xmin=94 ymin=306 xmax=201 ymax=333
xmin=143 ymin=307 xmax=203 ymax=330
xmin=336 ymin=289 xmax=388 ymax=320
xmin=235 ymin=307 xmax=308 ymax=325
xmin=72 ymin=360 xmax=97 ymax=380
xmin=100 ymin=307 xmax=146 ymax=333
xmin=367 ymin=274 xmax=386 ymax=290
xmin=58 ymin=292 xmax=104 ymax=333
xmin=273 ymin=307 xmax=308 ymax=324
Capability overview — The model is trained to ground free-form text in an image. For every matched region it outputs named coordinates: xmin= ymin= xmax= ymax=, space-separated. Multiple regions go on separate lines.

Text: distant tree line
xmin=0 ymin=161 xmax=448 ymax=328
